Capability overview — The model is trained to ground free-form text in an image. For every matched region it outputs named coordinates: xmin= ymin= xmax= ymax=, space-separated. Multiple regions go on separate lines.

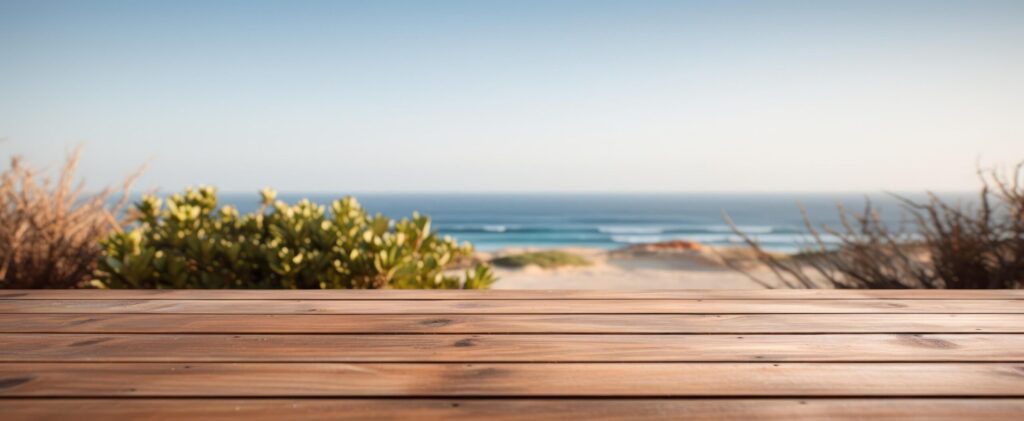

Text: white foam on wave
xmin=598 ymin=226 xmax=664 ymax=235
xmin=610 ymin=235 xmax=665 ymax=244
xmin=706 ymin=225 xmax=773 ymax=234
xmin=482 ymin=225 xmax=507 ymax=233
xmin=726 ymin=234 xmax=843 ymax=244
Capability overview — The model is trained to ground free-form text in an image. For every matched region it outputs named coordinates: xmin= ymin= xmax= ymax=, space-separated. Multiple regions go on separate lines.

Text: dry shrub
xmin=0 ymin=148 xmax=140 ymax=288
xmin=728 ymin=162 xmax=1024 ymax=289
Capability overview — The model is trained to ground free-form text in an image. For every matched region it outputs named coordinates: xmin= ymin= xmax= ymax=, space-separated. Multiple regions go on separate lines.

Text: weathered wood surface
xmin=1 ymin=289 xmax=1022 ymax=420
xmin=3 ymin=298 xmax=1023 ymax=313
xmin=4 ymin=399 xmax=1024 ymax=421
xmin=5 ymin=313 xmax=1023 ymax=333
xmin=3 ymin=333 xmax=1023 ymax=362
xmin=3 ymin=363 xmax=1024 ymax=397
xmin=5 ymin=289 xmax=1024 ymax=299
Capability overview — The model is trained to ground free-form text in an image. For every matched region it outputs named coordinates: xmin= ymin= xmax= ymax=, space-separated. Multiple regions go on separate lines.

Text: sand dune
xmin=485 ymin=247 xmax=778 ymax=290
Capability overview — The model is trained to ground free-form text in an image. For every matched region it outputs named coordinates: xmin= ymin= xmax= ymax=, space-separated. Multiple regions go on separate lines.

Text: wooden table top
xmin=2 ymin=289 xmax=1024 ymax=420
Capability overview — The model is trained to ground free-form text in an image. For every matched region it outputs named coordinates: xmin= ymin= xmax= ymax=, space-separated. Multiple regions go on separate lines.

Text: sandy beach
xmin=482 ymin=246 xmax=778 ymax=290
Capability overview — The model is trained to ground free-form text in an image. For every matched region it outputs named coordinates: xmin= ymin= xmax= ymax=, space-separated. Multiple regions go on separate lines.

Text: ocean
xmin=214 ymin=193 xmax=970 ymax=253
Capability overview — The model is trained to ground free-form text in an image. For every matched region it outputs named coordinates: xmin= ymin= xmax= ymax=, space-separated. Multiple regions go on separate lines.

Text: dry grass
xmin=0 ymin=148 xmax=141 ymax=288
xmin=728 ymin=162 xmax=1024 ymax=289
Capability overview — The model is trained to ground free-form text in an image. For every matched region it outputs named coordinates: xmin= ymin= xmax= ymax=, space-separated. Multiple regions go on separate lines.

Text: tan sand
xmin=483 ymin=247 xmax=781 ymax=290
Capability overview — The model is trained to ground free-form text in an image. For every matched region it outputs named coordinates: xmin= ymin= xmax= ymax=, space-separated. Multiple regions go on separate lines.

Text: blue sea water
xmin=213 ymin=193 xmax=970 ymax=253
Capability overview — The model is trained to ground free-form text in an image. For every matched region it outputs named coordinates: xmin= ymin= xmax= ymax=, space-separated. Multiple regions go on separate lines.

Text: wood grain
xmin=4 ymin=399 xmax=1024 ymax=421
xmin=3 ymin=363 xmax=1024 ymax=397
xmin=5 ymin=313 xmax=1023 ymax=333
xmin=4 ymin=289 xmax=1023 ymax=300
xmin=4 ymin=290 xmax=1024 ymax=418
xmin=2 ymin=333 xmax=1021 ymax=362
xmin=2 ymin=299 xmax=1022 ymax=314
xmin=2 ymin=290 xmax=1024 ymax=299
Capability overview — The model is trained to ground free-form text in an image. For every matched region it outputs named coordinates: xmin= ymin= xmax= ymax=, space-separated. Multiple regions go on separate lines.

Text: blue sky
xmin=1 ymin=0 xmax=1023 ymax=192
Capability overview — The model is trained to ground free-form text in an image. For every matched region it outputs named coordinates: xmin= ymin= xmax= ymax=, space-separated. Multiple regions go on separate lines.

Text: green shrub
xmin=94 ymin=187 xmax=495 ymax=289
xmin=491 ymin=250 xmax=590 ymax=269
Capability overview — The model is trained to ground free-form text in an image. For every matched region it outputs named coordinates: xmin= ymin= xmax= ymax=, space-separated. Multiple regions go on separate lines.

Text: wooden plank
xmin=3 ymin=334 xmax=1022 ymax=362
xmin=5 ymin=313 xmax=1024 ymax=333
xmin=4 ymin=289 xmax=1024 ymax=300
xmin=4 ymin=399 xmax=1024 ymax=421
xmin=1 ymin=299 xmax=1022 ymax=314
xmin=3 ymin=363 xmax=1024 ymax=397
xmin=3 ymin=291 xmax=1021 ymax=419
